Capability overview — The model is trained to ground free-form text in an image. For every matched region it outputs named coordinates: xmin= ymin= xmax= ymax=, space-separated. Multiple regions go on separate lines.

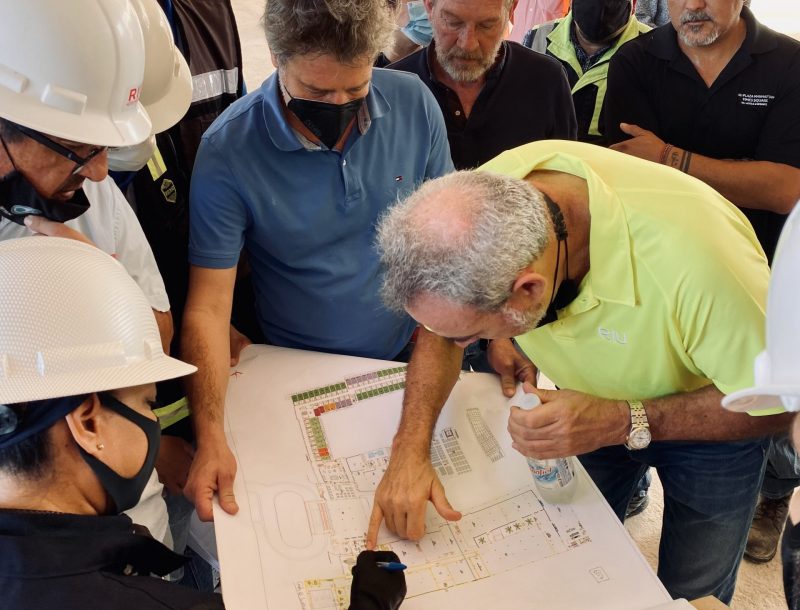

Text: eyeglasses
xmin=10 ymin=123 xmax=107 ymax=175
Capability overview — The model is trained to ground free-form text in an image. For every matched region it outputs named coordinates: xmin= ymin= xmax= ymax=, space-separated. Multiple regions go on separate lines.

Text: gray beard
xmin=501 ymin=301 xmax=547 ymax=336
xmin=678 ymin=11 xmax=721 ymax=47
xmin=435 ymin=39 xmax=502 ymax=83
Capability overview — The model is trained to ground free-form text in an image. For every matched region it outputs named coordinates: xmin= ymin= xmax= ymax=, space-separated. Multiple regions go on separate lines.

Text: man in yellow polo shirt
xmin=368 ymin=140 xmax=792 ymax=603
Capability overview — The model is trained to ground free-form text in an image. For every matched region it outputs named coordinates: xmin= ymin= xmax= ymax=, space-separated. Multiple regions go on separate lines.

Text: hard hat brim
xmin=722 ymin=386 xmax=800 ymax=413
xmin=0 ymin=355 xmax=196 ymax=405
xmin=145 ymin=50 xmax=193 ymax=135
xmin=0 ymin=93 xmax=154 ymax=148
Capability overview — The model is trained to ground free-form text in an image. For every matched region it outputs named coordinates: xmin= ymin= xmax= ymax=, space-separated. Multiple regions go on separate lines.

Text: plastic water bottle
xmin=510 ymin=385 xmax=578 ymax=504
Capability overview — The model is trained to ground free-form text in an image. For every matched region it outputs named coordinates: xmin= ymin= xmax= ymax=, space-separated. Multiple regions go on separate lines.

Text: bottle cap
xmin=508 ymin=383 xmax=541 ymax=410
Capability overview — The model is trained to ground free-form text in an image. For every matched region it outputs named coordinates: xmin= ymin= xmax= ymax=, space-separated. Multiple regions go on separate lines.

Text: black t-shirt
xmin=389 ymin=41 xmax=577 ymax=169
xmin=605 ymin=8 xmax=800 ymax=260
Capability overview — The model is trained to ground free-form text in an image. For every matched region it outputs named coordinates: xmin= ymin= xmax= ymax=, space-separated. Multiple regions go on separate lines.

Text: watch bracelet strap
xmin=627 ymin=399 xmax=649 ymax=429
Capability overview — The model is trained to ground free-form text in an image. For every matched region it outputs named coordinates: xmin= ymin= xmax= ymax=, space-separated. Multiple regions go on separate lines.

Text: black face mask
xmin=281 ymin=76 xmax=365 ymax=150
xmin=0 ymin=169 xmax=90 ymax=225
xmin=78 ymin=393 xmax=161 ymax=514
xmin=538 ymin=275 xmax=579 ymax=327
xmin=572 ymin=0 xmax=631 ymax=43
xmin=537 ymin=194 xmax=579 ymax=328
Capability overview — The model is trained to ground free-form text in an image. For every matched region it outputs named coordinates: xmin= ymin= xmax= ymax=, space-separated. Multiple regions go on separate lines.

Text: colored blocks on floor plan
xmin=306 ymin=418 xmax=331 ymax=462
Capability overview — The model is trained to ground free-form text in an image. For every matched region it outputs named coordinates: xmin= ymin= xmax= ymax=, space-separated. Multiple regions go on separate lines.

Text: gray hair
xmin=263 ymin=0 xmax=394 ymax=66
xmin=377 ymin=171 xmax=552 ymax=313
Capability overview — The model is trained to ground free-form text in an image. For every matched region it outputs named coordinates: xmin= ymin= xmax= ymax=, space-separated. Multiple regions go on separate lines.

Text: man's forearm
xmin=681 ymin=154 xmax=800 ymax=214
xmin=646 ymin=384 xmax=793 ymax=442
xmin=394 ymin=328 xmax=462 ymax=452
xmin=182 ymin=311 xmax=233 ymax=441
xmin=153 ymin=309 xmax=174 ymax=355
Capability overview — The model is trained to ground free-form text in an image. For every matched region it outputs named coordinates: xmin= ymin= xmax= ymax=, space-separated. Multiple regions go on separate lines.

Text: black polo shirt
xmin=389 ymin=41 xmax=577 ymax=169
xmin=605 ymin=7 xmax=800 ymax=260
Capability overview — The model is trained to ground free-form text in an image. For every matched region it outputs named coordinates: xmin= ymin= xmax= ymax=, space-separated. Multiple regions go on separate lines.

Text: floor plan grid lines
xmin=217 ymin=346 xmax=672 ymax=610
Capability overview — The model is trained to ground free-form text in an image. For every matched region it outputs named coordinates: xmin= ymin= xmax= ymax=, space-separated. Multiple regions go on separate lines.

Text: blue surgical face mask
xmin=402 ymin=1 xmax=433 ymax=47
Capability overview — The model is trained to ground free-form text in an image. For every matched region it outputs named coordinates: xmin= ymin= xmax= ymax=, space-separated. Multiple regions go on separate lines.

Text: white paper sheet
xmin=214 ymin=345 xmax=672 ymax=610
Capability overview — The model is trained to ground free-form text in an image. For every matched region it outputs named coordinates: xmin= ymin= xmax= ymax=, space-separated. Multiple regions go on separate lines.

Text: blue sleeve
xmin=421 ymin=85 xmax=455 ymax=179
xmin=188 ymin=136 xmax=249 ymax=269
xmin=521 ymin=28 xmax=534 ymax=48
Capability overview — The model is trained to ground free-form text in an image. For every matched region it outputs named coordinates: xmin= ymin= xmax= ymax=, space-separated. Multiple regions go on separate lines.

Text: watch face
xmin=628 ymin=427 xmax=651 ymax=450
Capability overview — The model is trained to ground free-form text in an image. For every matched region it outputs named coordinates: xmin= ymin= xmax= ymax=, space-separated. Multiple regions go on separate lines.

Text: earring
xmin=96 ymin=443 xmax=105 ymax=451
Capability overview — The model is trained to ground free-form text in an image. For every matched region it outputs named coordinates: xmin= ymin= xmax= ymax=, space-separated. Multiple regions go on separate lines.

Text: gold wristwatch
xmin=625 ymin=400 xmax=651 ymax=450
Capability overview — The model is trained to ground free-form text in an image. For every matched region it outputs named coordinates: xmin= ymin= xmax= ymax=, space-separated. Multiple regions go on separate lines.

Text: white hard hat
xmin=129 ymin=0 xmax=192 ymax=134
xmin=723 ymin=202 xmax=800 ymax=413
xmin=0 ymin=237 xmax=196 ymax=404
xmin=0 ymin=0 xmax=152 ymax=147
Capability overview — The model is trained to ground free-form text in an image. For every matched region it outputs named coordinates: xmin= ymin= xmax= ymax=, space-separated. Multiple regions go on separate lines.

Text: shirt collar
xmin=260 ymin=71 xmax=391 ymax=152
xmin=478 ymin=143 xmax=637 ymax=308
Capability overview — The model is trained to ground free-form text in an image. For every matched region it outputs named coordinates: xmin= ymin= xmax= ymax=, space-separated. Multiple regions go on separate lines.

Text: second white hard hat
xmin=723 ymin=202 xmax=800 ymax=413
xmin=0 ymin=237 xmax=196 ymax=404
xmin=129 ymin=0 xmax=192 ymax=134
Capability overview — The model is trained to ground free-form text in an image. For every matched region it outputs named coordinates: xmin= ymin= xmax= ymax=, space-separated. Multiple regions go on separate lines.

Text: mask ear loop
xmin=277 ymin=72 xmax=292 ymax=104
xmin=547 ymin=237 xmax=561 ymax=310
xmin=542 ymin=193 xmax=569 ymax=307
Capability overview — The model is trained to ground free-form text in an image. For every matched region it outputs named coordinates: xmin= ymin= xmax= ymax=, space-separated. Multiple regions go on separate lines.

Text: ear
xmin=270 ymin=50 xmax=279 ymax=70
xmin=509 ymin=0 xmax=520 ymax=25
xmin=423 ymin=0 xmax=434 ymax=17
xmin=508 ymin=269 xmax=548 ymax=309
xmin=64 ymin=394 xmax=105 ymax=458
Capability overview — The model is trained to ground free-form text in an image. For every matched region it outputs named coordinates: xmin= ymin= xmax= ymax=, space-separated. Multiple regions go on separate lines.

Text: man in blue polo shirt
xmin=182 ymin=0 xmax=453 ymax=521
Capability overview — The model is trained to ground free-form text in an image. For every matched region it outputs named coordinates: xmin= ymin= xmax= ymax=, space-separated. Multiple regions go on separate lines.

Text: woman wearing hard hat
xmin=0 ymin=237 xmax=221 ymax=609
xmin=0 ymin=236 xmax=406 ymax=609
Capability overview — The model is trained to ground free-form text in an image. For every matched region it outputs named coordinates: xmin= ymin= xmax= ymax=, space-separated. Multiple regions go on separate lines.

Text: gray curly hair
xmin=263 ymin=0 xmax=395 ymax=66
xmin=377 ymin=171 xmax=552 ymax=313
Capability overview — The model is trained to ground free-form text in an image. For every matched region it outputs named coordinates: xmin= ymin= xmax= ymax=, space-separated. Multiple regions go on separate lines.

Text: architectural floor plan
xmin=215 ymin=346 xmax=671 ymax=610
